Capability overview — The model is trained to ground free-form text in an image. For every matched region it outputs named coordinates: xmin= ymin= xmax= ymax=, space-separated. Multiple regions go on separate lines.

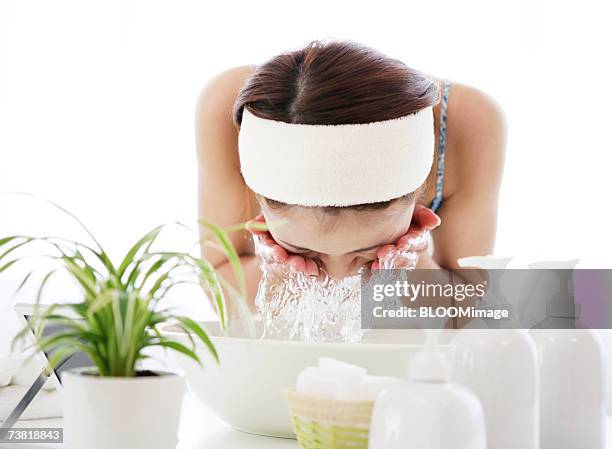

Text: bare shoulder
xmin=445 ymin=81 xmax=508 ymax=192
xmin=195 ymin=64 xmax=257 ymax=123
xmin=195 ymin=64 xmax=257 ymax=163
xmin=448 ymin=81 xmax=507 ymax=142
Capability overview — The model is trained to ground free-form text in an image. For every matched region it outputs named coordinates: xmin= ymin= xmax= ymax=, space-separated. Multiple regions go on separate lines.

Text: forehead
xmin=263 ymin=204 xmax=414 ymax=255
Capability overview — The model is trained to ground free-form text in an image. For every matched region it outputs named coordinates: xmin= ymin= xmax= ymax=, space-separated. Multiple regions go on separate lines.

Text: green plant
xmin=0 ymin=197 xmax=249 ymax=377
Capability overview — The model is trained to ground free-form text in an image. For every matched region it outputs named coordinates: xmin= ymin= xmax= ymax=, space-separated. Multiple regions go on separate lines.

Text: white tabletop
xmin=1 ymin=393 xmax=297 ymax=449
xmin=177 ymin=394 xmax=297 ymax=449
xmin=4 ymin=393 xmax=612 ymax=449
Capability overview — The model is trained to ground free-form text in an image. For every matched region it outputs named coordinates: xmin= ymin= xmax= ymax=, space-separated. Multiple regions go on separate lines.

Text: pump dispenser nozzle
xmin=528 ymin=259 xmax=581 ymax=326
xmin=409 ymin=329 xmax=450 ymax=382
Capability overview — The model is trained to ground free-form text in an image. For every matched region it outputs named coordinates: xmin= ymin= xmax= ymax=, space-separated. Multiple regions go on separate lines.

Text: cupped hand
xmin=371 ymin=205 xmax=442 ymax=270
xmin=245 ymin=214 xmax=320 ymax=276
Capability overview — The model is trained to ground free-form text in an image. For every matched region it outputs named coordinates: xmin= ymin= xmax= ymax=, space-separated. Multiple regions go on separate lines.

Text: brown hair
xmin=233 ymin=39 xmax=441 ymax=215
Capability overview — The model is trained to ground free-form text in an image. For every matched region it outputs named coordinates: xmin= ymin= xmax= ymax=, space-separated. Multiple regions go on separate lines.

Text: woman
xmin=196 ymin=39 xmax=506 ymax=309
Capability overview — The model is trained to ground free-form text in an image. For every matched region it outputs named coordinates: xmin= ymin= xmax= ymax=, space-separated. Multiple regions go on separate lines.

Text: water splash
xmin=378 ymin=231 xmax=430 ymax=269
xmin=253 ymin=232 xmax=427 ymax=343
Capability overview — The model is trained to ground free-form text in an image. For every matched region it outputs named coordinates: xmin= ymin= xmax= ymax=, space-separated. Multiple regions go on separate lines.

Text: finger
xmin=254 ymin=239 xmax=276 ymax=262
xmin=391 ymin=253 xmax=420 ymax=269
xmin=412 ymin=203 xmax=427 ymax=213
xmin=304 ymin=259 xmax=320 ymax=276
xmin=272 ymin=244 xmax=289 ymax=263
xmin=396 ymin=231 xmax=430 ymax=251
xmin=371 ymin=260 xmax=381 ymax=270
xmin=412 ymin=207 xmax=441 ymax=231
xmin=287 ymin=255 xmax=307 ymax=272
xmin=262 ymin=235 xmax=276 ymax=245
xmin=407 ymin=239 xmax=429 ymax=254
xmin=399 ymin=215 xmax=439 ymax=241
xmin=376 ymin=244 xmax=396 ymax=260
xmin=254 ymin=234 xmax=289 ymax=263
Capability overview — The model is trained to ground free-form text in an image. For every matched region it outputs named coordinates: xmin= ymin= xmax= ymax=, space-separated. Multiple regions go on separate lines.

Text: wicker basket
xmin=283 ymin=388 xmax=374 ymax=449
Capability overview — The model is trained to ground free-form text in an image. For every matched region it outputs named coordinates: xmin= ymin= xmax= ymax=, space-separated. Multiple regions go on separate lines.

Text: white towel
xmin=0 ymin=354 xmax=56 ymax=390
xmin=296 ymin=358 xmax=399 ymax=401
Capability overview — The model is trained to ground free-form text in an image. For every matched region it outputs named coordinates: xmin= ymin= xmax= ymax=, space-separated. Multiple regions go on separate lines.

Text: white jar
xmin=369 ymin=349 xmax=485 ymax=449
xmin=530 ymin=326 xmax=606 ymax=449
xmin=451 ymin=329 xmax=539 ymax=449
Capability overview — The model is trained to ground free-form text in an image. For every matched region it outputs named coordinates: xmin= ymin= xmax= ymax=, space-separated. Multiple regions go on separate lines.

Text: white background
xmin=1 ymin=1 xmax=611 ymax=348
xmin=1 ymin=0 xmax=612 ymax=266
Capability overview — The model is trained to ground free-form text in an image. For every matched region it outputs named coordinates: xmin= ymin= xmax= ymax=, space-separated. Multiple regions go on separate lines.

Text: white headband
xmin=238 ymin=106 xmax=434 ymax=207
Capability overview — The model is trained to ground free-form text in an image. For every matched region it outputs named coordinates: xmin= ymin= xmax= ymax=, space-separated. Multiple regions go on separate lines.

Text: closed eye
xmin=278 ymin=239 xmax=383 ymax=256
xmin=354 ymin=250 xmax=379 ymax=261
xmin=352 ymin=246 xmax=380 ymax=256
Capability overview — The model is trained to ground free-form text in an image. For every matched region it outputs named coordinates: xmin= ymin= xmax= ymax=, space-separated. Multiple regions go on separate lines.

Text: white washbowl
xmin=160 ymin=321 xmax=436 ymax=438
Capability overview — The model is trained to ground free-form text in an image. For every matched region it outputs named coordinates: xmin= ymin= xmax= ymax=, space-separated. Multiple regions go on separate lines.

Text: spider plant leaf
xmin=65 ymin=302 xmax=89 ymax=319
xmin=118 ymin=225 xmax=164 ymax=280
xmin=45 ymin=345 xmax=81 ymax=371
xmin=35 ymin=270 xmax=59 ymax=306
xmin=199 ymin=221 xmax=246 ymax=300
xmin=191 ymin=257 xmax=227 ymax=329
xmin=88 ymin=288 xmax=119 ymax=316
xmin=0 ymin=238 xmax=34 ymax=265
xmin=4 ymin=194 xmax=118 ymax=278
xmin=173 ymin=316 xmax=218 ymax=363
xmin=37 ymin=330 xmax=102 ymax=353
xmin=0 ymin=235 xmax=21 ymax=249
xmin=72 ymin=249 xmax=97 ymax=282
xmin=147 ymin=340 xmax=202 ymax=366
xmin=218 ymin=275 xmax=256 ymax=339
xmin=226 ymin=218 xmax=286 ymax=234
xmin=137 ymin=255 xmax=177 ymax=291
xmin=39 ymin=317 xmax=96 ymax=339
xmin=31 ymin=302 xmax=67 ymax=342
xmin=123 ymin=252 xmax=170 ymax=290
xmin=111 ymin=294 xmax=125 ymax=356
xmin=120 ymin=291 xmax=138 ymax=359
xmin=147 ymin=262 xmax=183 ymax=298
xmin=0 ymin=259 xmax=18 ymax=274
xmin=45 ymin=341 xmax=106 ymax=374
xmin=61 ymin=257 xmax=97 ymax=298
xmin=12 ymin=268 xmax=37 ymax=297
xmin=11 ymin=323 xmax=38 ymax=352
xmin=2 ymin=199 xmax=231 ymax=378
xmin=8 ymin=192 xmax=105 ymax=253
xmin=152 ymin=279 xmax=198 ymax=301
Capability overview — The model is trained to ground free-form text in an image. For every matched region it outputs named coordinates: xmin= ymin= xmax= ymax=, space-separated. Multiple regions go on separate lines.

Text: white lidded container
xmin=451 ymin=329 xmax=539 ymax=449
xmin=528 ymin=260 xmax=606 ymax=449
xmin=369 ymin=331 xmax=486 ymax=449
xmin=451 ymin=255 xmax=539 ymax=449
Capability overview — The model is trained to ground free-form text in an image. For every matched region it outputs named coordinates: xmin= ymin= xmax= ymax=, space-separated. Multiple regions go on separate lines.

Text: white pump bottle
xmin=528 ymin=260 xmax=606 ymax=449
xmin=368 ymin=330 xmax=486 ymax=449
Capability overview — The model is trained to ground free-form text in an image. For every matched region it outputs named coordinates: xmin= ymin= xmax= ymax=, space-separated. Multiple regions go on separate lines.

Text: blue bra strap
xmin=429 ymin=79 xmax=451 ymax=213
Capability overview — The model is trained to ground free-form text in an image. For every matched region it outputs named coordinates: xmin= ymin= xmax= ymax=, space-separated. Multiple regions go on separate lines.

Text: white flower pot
xmin=62 ymin=369 xmax=185 ymax=449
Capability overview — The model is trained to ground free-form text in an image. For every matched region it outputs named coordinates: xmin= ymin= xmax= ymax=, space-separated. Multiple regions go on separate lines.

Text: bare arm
xmin=408 ymin=85 xmax=506 ymax=328
xmin=195 ymin=65 xmax=263 ymax=313
xmin=418 ymin=83 xmax=507 ymax=270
